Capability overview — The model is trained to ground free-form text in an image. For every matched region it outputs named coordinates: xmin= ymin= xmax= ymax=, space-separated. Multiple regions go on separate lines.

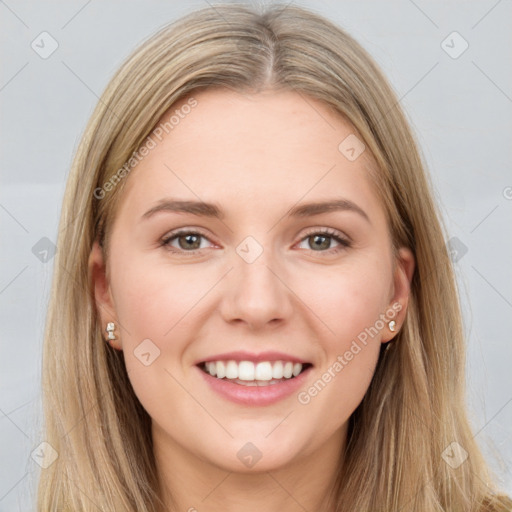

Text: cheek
xmin=108 ymin=251 xmax=217 ymax=397
xmin=109 ymin=257 xmax=196 ymax=420
xmin=299 ymin=256 xmax=391 ymax=348
xmin=110 ymin=250 xmax=208 ymax=344
xmin=291 ymin=257 xmax=390 ymax=423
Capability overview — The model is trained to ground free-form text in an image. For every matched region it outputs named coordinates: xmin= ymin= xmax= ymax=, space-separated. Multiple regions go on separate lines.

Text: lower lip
xmin=197 ymin=365 xmax=312 ymax=406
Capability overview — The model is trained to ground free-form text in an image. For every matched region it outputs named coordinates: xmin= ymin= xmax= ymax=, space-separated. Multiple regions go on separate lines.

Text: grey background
xmin=1 ymin=0 xmax=511 ymax=509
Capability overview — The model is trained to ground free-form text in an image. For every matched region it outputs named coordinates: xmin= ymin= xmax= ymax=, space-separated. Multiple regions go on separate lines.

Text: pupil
xmin=177 ymin=234 xmax=332 ymax=251
xmin=310 ymin=234 xmax=329 ymax=250
xmin=180 ymin=234 xmax=200 ymax=250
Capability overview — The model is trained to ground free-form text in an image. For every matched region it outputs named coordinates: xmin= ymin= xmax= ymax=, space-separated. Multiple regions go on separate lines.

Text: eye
xmin=160 ymin=227 xmax=351 ymax=256
xmin=161 ymin=229 xmax=214 ymax=254
xmin=296 ymin=228 xmax=351 ymax=254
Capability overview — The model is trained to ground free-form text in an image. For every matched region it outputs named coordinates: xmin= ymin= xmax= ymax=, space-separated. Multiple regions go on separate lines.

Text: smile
xmin=199 ymin=360 xmax=311 ymax=386
xmin=196 ymin=355 xmax=313 ymax=406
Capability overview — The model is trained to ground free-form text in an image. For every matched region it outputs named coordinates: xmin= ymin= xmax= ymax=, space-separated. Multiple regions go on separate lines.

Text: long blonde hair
xmin=38 ymin=3 xmax=511 ymax=510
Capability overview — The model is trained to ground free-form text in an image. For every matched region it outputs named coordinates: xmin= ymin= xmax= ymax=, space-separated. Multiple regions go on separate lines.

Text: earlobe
xmin=382 ymin=247 xmax=415 ymax=344
xmin=88 ymin=241 xmax=122 ymax=350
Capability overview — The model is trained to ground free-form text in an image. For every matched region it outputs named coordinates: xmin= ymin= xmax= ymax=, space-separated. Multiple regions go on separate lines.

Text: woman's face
xmin=91 ymin=89 xmax=414 ymax=473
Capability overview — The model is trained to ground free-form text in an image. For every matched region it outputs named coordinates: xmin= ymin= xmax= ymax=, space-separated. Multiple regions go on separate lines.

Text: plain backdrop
xmin=1 ymin=0 xmax=511 ymax=509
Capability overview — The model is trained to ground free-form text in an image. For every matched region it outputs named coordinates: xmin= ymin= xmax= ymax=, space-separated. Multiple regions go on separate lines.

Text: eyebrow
xmin=141 ymin=198 xmax=370 ymax=223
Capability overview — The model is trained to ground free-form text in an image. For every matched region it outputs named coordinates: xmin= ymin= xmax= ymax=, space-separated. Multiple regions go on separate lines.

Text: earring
xmin=106 ymin=322 xmax=116 ymax=341
xmin=388 ymin=320 xmax=397 ymax=332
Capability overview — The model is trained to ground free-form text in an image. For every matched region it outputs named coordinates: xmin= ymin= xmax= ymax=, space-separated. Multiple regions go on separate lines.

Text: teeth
xmin=216 ymin=361 xmax=226 ymax=379
xmin=255 ymin=362 xmax=273 ymax=380
xmin=272 ymin=361 xmax=283 ymax=379
xmin=225 ymin=360 xmax=238 ymax=379
xmin=238 ymin=361 xmax=255 ymax=381
xmin=203 ymin=360 xmax=305 ymax=382
xmin=207 ymin=362 xmax=216 ymax=377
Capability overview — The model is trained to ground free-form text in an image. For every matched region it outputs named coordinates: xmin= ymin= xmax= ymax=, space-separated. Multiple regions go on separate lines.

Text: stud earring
xmin=388 ymin=320 xmax=397 ymax=332
xmin=106 ymin=322 xmax=116 ymax=341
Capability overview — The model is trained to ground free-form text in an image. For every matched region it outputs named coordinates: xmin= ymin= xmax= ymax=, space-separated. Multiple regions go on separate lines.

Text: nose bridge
xmin=221 ymin=236 xmax=292 ymax=328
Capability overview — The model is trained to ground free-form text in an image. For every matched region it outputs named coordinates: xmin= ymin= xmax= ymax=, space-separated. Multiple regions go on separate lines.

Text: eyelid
xmin=160 ymin=226 xmax=351 ymax=255
xmin=160 ymin=227 xmax=217 ymax=253
xmin=295 ymin=226 xmax=352 ymax=254
xmin=299 ymin=226 xmax=350 ymax=243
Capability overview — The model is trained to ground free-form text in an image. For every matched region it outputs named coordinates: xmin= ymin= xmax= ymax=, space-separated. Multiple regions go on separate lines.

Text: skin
xmin=89 ymin=89 xmax=415 ymax=512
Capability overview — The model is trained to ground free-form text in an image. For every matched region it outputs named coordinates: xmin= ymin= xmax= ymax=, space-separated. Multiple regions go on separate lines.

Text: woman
xmin=37 ymin=3 xmax=511 ymax=511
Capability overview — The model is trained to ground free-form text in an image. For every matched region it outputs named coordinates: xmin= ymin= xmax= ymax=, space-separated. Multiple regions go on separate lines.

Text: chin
xmin=206 ymin=428 xmax=308 ymax=473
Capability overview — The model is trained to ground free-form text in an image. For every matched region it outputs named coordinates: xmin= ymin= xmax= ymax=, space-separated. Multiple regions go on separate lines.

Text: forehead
xmin=119 ymin=88 xmax=382 ymax=224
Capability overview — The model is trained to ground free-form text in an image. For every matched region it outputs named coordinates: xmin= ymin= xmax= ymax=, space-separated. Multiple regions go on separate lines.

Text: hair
xmin=37 ymin=3 xmax=511 ymax=511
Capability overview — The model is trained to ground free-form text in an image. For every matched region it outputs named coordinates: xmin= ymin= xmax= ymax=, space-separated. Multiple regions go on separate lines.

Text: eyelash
xmin=160 ymin=227 xmax=352 ymax=256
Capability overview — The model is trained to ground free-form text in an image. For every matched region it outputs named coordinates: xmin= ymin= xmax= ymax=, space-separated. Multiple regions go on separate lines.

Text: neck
xmin=153 ymin=423 xmax=347 ymax=512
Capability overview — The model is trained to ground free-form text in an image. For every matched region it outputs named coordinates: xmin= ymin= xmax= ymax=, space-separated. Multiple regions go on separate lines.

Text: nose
xmin=219 ymin=247 xmax=293 ymax=331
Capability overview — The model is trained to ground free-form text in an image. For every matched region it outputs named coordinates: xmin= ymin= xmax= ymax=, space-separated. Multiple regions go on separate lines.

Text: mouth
xmin=197 ymin=360 xmax=313 ymax=387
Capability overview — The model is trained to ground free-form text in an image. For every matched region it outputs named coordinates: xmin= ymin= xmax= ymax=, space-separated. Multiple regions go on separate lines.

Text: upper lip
xmin=195 ymin=350 xmax=311 ymax=365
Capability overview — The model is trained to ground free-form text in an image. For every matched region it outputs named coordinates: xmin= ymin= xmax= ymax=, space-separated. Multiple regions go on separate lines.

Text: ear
xmin=381 ymin=246 xmax=415 ymax=343
xmin=88 ymin=240 xmax=122 ymax=350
